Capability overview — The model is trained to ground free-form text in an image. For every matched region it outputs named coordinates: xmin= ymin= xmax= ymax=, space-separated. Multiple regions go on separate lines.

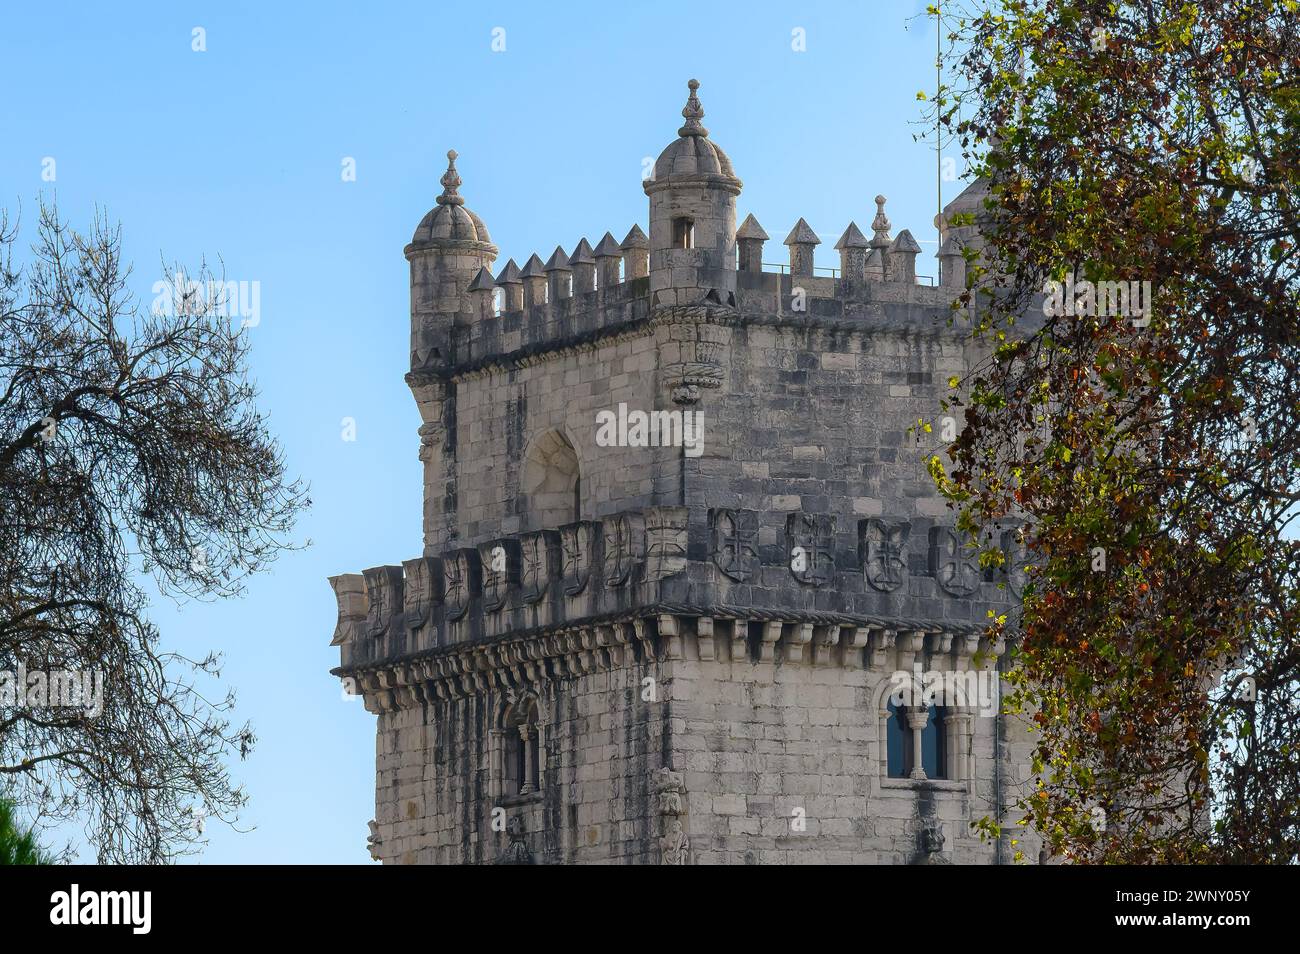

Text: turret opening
xmin=672 ymin=217 xmax=695 ymax=249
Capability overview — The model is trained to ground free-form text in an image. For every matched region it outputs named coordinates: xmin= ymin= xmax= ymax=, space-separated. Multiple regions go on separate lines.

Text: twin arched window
xmin=886 ymin=700 xmax=947 ymax=780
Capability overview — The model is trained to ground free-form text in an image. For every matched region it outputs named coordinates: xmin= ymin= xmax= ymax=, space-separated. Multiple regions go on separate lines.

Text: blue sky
xmin=1 ymin=0 xmax=958 ymax=863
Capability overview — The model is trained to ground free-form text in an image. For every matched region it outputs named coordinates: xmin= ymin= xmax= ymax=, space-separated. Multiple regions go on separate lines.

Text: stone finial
xmin=467 ymin=265 xmax=496 ymax=319
xmin=834 ymin=221 xmax=870 ymax=285
xmin=495 ymin=257 xmax=523 ymax=311
xmin=783 ymin=217 xmax=821 ymax=278
xmin=437 ymin=149 xmax=464 ymax=207
xmin=593 ymin=231 xmax=623 ymax=288
xmin=887 ymin=229 xmax=922 ymax=284
xmin=568 ymin=238 xmax=595 ymax=266
xmin=678 ymin=78 xmax=708 ymax=138
xmin=520 ymin=253 xmax=547 ymax=309
xmin=891 ymin=228 xmax=922 ymax=253
xmin=833 ymin=221 xmax=869 ymax=250
xmin=938 ymin=233 xmax=966 ymax=289
xmin=870 ymin=195 xmax=892 ymax=248
xmin=495 ymin=258 xmax=522 ymax=284
xmin=569 ymin=238 xmax=597 ymax=294
xmin=621 ymin=224 xmax=649 ymax=249
xmin=784 ymin=218 xmax=820 ymax=246
xmin=736 ymin=213 xmax=768 ymax=273
xmin=544 ymin=245 xmax=573 ymax=301
xmin=544 ymin=246 xmax=573 ymax=273
xmin=593 ymin=231 xmax=622 ymax=258
xmin=736 ymin=213 xmax=769 ymax=242
xmin=868 ymin=196 xmax=893 ymax=279
xmin=620 ymin=224 xmax=649 ymax=280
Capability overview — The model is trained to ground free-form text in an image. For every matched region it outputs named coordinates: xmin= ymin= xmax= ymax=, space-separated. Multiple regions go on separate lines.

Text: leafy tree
xmin=0 ymin=202 xmax=307 ymax=862
xmin=928 ymin=0 xmax=1300 ymax=862
xmin=0 ymin=795 xmax=54 ymax=864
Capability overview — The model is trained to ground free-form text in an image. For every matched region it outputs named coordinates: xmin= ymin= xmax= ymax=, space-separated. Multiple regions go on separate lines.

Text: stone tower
xmin=329 ymin=80 xmax=1039 ymax=865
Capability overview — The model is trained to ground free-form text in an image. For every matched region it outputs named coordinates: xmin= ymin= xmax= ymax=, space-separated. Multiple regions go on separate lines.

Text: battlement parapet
xmin=328 ymin=505 xmax=1025 ymax=675
xmin=434 ymin=255 xmax=975 ymax=379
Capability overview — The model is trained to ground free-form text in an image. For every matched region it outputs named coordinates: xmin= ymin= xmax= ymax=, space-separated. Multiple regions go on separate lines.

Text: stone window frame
xmin=672 ymin=216 xmax=695 ymax=249
xmin=873 ymin=678 xmax=975 ymax=791
xmin=885 ymin=698 xmax=948 ymax=780
xmin=493 ymin=695 xmax=545 ymax=804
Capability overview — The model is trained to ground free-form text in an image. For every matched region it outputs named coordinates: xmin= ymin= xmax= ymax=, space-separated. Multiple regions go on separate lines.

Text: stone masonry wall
xmin=367 ymin=633 xmax=1042 ymax=865
xmin=441 ymin=330 xmax=674 ymax=549
xmin=373 ymin=658 xmax=671 ymax=865
xmin=667 ymin=654 xmax=1040 ymax=864
xmin=693 ymin=321 xmax=973 ymax=525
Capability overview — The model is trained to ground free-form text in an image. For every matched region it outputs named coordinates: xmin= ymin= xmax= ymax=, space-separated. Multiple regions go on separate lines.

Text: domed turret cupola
xmin=643 ymin=79 xmax=743 ymax=307
xmin=405 ymin=150 xmax=498 ymax=371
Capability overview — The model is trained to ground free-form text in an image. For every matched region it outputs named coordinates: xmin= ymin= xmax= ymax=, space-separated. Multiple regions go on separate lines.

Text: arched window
xmin=521 ymin=429 xmax=581 ymax=529
xmin=886 ymin=700 xmax=946 ymax=780
xmin=503 ymin=698 xmax=541 ymax=797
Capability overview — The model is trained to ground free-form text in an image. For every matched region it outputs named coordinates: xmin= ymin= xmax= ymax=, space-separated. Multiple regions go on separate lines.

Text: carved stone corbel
xmin=782 ymin=622 xmax=814 ymax=664
xmin=842 ymin=626 xmax=870 ymax=667
xmin=658 ymin=614 xmax=682 ymax=659
xmin=696 ymin=617 xmax=716 ymax=662
xmin=812 ymin=625 xmax=840 ymax=666
xmin=869 ymin=627 xmax=897 ymax=669
xmin=730 ymin=620 xmax=750 ymax=664
xmin=759 ymin=621 xmax=783 ymax=663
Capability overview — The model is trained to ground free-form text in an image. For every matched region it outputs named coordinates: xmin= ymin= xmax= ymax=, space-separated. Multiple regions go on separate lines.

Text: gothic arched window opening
xmin=521 ymin=429 xmax=581 ymax=529
xmin=502 ymin=698 xmax=542 ymax=797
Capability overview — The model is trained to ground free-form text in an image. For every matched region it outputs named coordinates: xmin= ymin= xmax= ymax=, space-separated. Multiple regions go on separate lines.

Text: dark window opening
xmin=887 ymin=700 xmax=946 ymax=780
xmin=672 ymin=217 xmax=695 ymax=249
xmin=503 ymin=699 xmax=542 ymax=797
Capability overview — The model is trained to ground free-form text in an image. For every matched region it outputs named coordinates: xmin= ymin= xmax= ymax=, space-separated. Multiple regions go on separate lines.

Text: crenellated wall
xmin=329 ymin=504 xmax=1026 ymax=675
xmin=413 ymin=233 xmax=994 ymax=554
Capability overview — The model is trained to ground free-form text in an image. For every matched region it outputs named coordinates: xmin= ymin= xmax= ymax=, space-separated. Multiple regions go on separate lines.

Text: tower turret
xmin=404 ymin=150 xmax=498 ymax=370
xmin=644 ymin=79 xmax=742 ymax=307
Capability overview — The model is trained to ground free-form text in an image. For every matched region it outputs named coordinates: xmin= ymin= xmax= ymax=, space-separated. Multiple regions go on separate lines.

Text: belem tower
xmin=327 ymin=79 xmax=1041 ymax=865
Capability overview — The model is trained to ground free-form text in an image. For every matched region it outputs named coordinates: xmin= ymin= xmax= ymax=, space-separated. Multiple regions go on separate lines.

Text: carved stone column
xmin=947 ymin=707 xmax=974 ymax=782
xmin=905 ymin=705 xmax=931 ymax=780
xmin=519 ymin=725 xmax=537 ymax=795
xmin=488 ymin=728 xmax=505 ymax=800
